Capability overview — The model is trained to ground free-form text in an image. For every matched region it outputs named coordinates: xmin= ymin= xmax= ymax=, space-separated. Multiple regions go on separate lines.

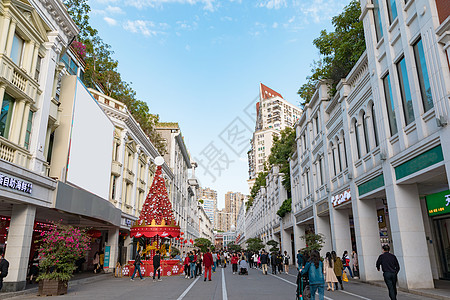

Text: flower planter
xmin=38 ymin=279 xmax=68 ymax=296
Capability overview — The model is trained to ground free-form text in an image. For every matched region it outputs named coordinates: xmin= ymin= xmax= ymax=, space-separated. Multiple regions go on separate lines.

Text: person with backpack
xmin=332 ymin=251 xmax=344 ymax=290
xmin=0 ymin=248 xmax=9 ymax=291
xmin=260 ymin=250 xmax=268 ymax=275
xmin=283 ymin=250 xmax=290 ymax=274
xmin=300 ymin=250 xmax=325 ymax=300
xmin=270 ymin=252 xmax=278 ymax=274
xmin=342 ymin=251 xmax=353 ymax=278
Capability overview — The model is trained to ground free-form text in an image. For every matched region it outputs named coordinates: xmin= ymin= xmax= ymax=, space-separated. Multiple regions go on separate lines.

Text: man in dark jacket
xmin=260 ymin=250 xmax=268 ymax=275
xmin=203 ymin=248 xmax=213 ymax=281
xmin=130 ymin=250 xmax=144 ymax=281
xmin=153 ymin=250 xmax=161 ymax=282
xmin=0 ymin=248 xmax=9 ymax=291
xmin=270 ymin=252 xmax=277 ymax=274
xmin=296 ymin=250 xmax=304 ymax=270
xmin=376 ymin=245 xmax=400 ymax=300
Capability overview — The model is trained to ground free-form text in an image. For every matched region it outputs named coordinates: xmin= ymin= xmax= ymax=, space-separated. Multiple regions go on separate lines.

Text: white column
xmin=5 ymin=20 xmax=16 ymax=56
xmin=0 ymin=15 xmax=11 ymax=54
xmin=352 ymin=195 xmax=382 ymax=282
xmin=105 ymin=228 xmax=119 ymax=273
xmin=330 ymin=207 xmax=352 ymax=257
xmin=131 ymin=148 xmax=139 ymax=215
xmin=4 ymin=205 xmax=36 ymax=292
xmin=315 ymin=214 xmax=332 ymax=256
xmin=0 ymin=85 xmax=6 ymax=114
xmin=293 ymin=223 xmax=306 ymax=262
xmin=386 ymin=183 xmax=433 ymax=289
xmin=9 ymin=99 xmax=25 ymax=144
xmin=19 ymin=102 xmax=31 ymax=147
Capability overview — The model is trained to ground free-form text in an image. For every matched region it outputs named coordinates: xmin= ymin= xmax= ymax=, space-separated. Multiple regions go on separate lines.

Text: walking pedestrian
xmin=270 ymin=252 xmax=277 ymax=274
xmin=184 ymin=253 xmax=190 ymax=278
xmin=130 ymin=250 xmax=145 ymax=281
xmin=28 ymin=252 xmax=39 ymax=284
xmin=256 ymin=253 xmax=261 ymax=269
xmin=93 ymin=251 xmax=100 ymax=274
xmin=196 ymin=251 xmax=203 ymax=276
xmin=212 ymin=251 xmax=218 ymax=273
xmin=231 ymin=253 xmax=239 ymax=274
xmin=203 ymin=248 xmax=213 ymax=281
xmin=283 ymin=250 xmax=290 ymax=274
xmin=153 ymin=250 xmax=162 ymax=282
xmin=324 ymin=252 xmax=338 ymax=291
xmin=277 ymin=251 xmax=283 ymax=273
xmin=189 ymin=251 xmax=197 ymax=279
xmin=300 ymin=250 xmax=325 ymax=300
xmin=297 ymin=250 xmax=304 ymax=270
xmin=376 ymin=245 xmax=400 ymax=300
xmin=0 ymin=248 xmax=9 ymax=291
xmin=332 ymin=251 xmax=344 ymax=290
xmin=342 ymin=251 xmax=353 ymax=278
xmin=260 ymin=250 xmax=268 ymax=275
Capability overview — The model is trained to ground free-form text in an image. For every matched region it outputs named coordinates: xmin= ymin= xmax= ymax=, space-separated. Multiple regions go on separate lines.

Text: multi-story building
xmin=215 ymin=209 xmax=232 ymax=232
xmin=287 ymin=0 xmax=450 ymax=290
xmin=156 ymin=123 xmax=199 ymax=250
xmin=247 ymin=83 xmax=301 ymax=189
xmin=199 ymin=187 xmax=217 ymax=227
xmin=235 ymin=196 xmax=247 ymax=246
xmin=198 ymin=206 xmax=214 ymax=242
xmin=0 ymin=0 xmax=78 ymax=291
xmin=224 ymin=191 xmax=245 ymax=227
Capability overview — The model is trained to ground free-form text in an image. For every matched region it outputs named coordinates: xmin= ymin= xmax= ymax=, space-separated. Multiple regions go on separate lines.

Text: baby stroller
xmin=239 ymin=267 xmax=248 ymax=275
xmin=296 ymin=270 xmax=310 ymax=300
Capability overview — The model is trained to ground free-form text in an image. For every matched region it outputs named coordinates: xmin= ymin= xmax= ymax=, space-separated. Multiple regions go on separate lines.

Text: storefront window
xmin=0 ymin=93 xmax=15 ymax=138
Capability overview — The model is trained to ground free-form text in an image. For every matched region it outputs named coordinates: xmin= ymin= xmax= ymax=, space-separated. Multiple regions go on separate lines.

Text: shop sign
xmin=377 ymin=209 xmax=386 ymax=228
xmin=0 ymin=172 xmax=32 ymax=194
xmin=331 ymin=189 xmax=351 ymax=207
xmin=104 ymin=246 xmax=111 ymax=269
xmin=121 ymin=217 xmax=133 ymax=228
xmin=426 ymin=190 xmax=450 ymax=216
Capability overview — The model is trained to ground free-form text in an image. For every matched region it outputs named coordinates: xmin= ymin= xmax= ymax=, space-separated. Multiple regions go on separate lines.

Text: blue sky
xmin=87 ymin=0 xmax=352 ymax=208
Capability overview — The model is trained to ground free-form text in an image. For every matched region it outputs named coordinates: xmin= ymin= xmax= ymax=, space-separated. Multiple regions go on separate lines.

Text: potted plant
xmin=37 ymin=223 xmax=90 ymax=296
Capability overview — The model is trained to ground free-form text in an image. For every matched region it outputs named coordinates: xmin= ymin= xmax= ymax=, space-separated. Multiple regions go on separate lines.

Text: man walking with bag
xmin=0 ymin=249 xmax=9 ymax=291
xmin=203 ymin=248 xmax=213 ymax=281
xmin=376 ymin=245 xmax=400 ymax=300
xmin=130 ymin=250 xmax=145 ymax=281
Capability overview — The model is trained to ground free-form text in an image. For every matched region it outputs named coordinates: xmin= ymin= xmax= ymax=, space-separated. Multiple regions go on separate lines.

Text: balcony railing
xmin=0 ymin=54 xmax=39 ymax=102
xmin=0 ymin=136 xmax=31 ymax=169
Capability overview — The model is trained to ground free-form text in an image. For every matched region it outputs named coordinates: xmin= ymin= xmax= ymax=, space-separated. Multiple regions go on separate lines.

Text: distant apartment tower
xmin=224 ymin=191 xmax=245 ymax=226
xmin=200 ymin=187 xmax=217 ymax=227
xmin=247 ymin=83 xmax=302 ymax=189
xmin=215 ymin=209 xmax=232 ymax=232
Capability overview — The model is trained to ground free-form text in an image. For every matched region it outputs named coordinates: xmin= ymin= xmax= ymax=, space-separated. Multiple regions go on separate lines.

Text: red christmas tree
xmin=138 ymin=165 xmax=176 ymax=225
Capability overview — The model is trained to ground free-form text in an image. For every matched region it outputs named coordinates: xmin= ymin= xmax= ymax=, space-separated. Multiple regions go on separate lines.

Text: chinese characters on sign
xmin=426 ymin=190 xmax=450 ymax=216
xmin=331 ymin=189 xmax=351 ymax=207
xmin=0 ymin=173 xmax=33 ymax=194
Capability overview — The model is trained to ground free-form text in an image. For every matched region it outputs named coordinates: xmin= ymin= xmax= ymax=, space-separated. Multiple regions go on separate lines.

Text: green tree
xmin=276 ymin=198 xmax=292 ymax=218
xmin=267 ymin=240 xmax=279 ymax=252
xmin=298 ymin=0 xmax=366 ymax=106
xmin=194 ymin=238 xmax=212 ymax=253
xmin=246 ymin=238 xmax=265 ymax=252
xmin=247 ymin=171 xmax=268 ymax=211
xmin=267 ymin=127 xmax=296 ymax=191
xmin=227 ymin=242 xmax=241 ymax=252
xmin=300 ymin=233 xmax=325 ymax=255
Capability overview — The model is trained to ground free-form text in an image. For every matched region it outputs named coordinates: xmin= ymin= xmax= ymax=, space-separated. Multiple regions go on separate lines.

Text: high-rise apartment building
xmin=215 ymin=209 xmax=232 ymax=232
xmin=247 ymin=84 xmax=301 ymax=189
xmin=199 ymin=187 xmax=217 ymax=227
xmin=224 ymin=191 xmax=245 ymax=227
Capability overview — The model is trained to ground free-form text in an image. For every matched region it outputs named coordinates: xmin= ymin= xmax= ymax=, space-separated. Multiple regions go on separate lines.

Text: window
xmin=60 ymin=53 xmax=78 ymax=75
xmin=413 ymin=38 xmax=433 ymax=112
xmin=386 ymin=0 xmax=398 ymax=24
xmin=34 ymin=56 xmax=42 ymax=82
xmin=111 ymin=175 xmax=117 ymax=199
xmin=331 ymin=143 xmax=337 ymax=175
xmin=397 ymin=56 xmax=415 ymax=125
xmin=10 ymin=33 xmax=24 ymax=65
xmin=343 ymin=136 xmax=348 ymax=168
xmin=373 ymin=0 xmax=384 ymax=41
xmin=46 ymin=131 xmax=54 ymax=164
xmin=319 ymin=157 xmax=324 ymax=185
xmin=372 ymin=104 xmax=379 ymax=147
xmin=336 ymin=139 xmax=342 ymax=172
xmin=315 ymin=116 xmax=319 ymax=135
xmin=383 ymin=74 xmax=398 ymax=135
xmin=362 ymin=112 xmax=370 ymax=153
xmin=305 ymin=170 xmax=310 ymax=195
xmin=0 ymin=93 xmax=15 ymax=138
xmin=24 ymin=110 xmax=33 ymax=149
xmin=354 ymin=119 xmax=361 ymax=159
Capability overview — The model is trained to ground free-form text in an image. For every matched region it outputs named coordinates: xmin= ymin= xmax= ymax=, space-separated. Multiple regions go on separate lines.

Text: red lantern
xmin=190 ymin=239 xmax=194 ymax=244
xmin=180 ymin=232 xmax=184 ymax=235
xmin=184 ymin=240 xmax=187 ymax=244
xmin=87 ymin=229 xmax=102 ymax=238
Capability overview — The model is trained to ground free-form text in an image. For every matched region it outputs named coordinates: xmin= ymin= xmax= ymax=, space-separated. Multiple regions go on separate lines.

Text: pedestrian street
xmin=13 ymin=266 xmax=425 ymax=300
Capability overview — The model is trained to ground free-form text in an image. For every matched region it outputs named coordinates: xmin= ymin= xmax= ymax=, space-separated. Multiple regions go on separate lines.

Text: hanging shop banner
xmin=426 ymin=190 xmax=450 ymax=217
xmin=331 ymin=189 xmax=351 ymax=207
xmin=104 ymin=246 xmax=111 ymax=269
xmin=377 ymin=209 xmax=386 ymax=228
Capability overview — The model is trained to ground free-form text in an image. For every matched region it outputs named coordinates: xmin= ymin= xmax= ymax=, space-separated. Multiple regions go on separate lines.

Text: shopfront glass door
xmin=435 ymin=218 xmax=450 ymax=279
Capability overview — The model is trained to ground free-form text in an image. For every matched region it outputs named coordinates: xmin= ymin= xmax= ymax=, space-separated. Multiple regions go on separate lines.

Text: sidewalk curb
xmin=356 ymin=279 xmax=450 ymax=300
xmin=0 ymin=273 xmax=112 ymax=300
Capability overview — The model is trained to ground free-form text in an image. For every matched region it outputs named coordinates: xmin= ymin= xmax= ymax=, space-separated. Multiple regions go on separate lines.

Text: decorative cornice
xmin=37 ymin=0 xmax=79 ymax=41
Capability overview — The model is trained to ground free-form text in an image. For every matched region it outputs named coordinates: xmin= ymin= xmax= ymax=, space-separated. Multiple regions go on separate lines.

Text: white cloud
xmin=185 ymin=44 xmax=191 ymax=51
xmin=106 ymin=5 xmax=125 ymax=14
xmin=126 ymin=0 xmax=217 ymax=12
xmin=123 ymin=20 xmax=158 ymax=36
xmin=272 ymin=22 xmax=278 ymax=28
xmin=293 ymin=0 xmax=349 ymax=24
xmin=104 ymin=17 xmax=117 ymax=26
xmin=258 ymin=0 xmax=286 ymax=9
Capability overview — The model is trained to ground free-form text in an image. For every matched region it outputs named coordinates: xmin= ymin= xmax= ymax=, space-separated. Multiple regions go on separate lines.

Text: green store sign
xmin=426 ymin=190 xmax=450 ymax=216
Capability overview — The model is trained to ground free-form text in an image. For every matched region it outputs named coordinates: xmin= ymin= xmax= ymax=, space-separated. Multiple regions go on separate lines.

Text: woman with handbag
xmin=332 ymin=251 xmax=344 ymax=290
xmin=324 ymin=252 xmax=338 ymax=291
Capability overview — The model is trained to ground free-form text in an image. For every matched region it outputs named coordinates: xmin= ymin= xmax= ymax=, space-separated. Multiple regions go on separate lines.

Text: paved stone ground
xmin=9 ymin=266 xmax=431 ymax=300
